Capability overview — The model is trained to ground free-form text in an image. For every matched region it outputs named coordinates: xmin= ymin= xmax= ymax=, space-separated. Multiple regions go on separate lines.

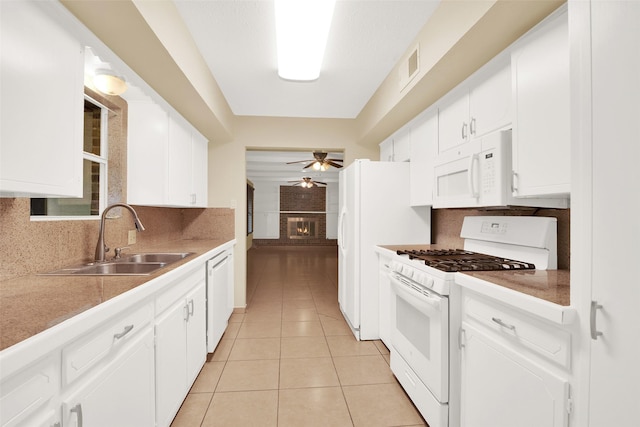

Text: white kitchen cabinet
xmin=438 ymin=53 xmax=511 ymax=155
xmin=511 ymin=5 xmax=570 ymax=198
xmin=379 ymin=128 xmax=410 ymax=162
xmin=0 ymin=354 xmax=60 ymax=427
xmin=127 ymin=100 xmax=170 ymax=205
xmin=409 ymin=108 xmax=438 ymax=206
xmin=127 ymin=102 xmax=208 ymax=207
xmin=572 ymin=1 xmax=640 ymax=425
xmin=155 ymin=269 xmax=206 ymax=427
xmin=168 ymin=113 xmax=209 ymax=207
xmin=0 ymin=0 xmax=83 ymax=198
xmin=459 ymin=289 xmax=571 ymax=427
xmin=62 ymin=327 xmax=155 ymax=427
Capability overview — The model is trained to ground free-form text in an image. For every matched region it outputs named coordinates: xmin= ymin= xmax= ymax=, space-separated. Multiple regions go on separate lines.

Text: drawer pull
xmin=492 ymin=317 xmax=516 ymax=331
xmin=113 ymin=325 xmax=134 ymax=340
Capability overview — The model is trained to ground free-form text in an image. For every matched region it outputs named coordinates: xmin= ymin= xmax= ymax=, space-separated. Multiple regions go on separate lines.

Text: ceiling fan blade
xmin=286 ymin=159 xmax=312 ymax=164
xmin=327 ymin=161 xmax=343 ymax=168
xmin=302 ymin=162 xmax=316 ymax=169
xmin=314 ymin=181 xmax=327 ymax=185
xmin=325 ymin=158 xmax=343 ymax=162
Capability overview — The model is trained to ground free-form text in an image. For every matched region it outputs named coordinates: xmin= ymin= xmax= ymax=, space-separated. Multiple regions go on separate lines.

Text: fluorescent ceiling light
xmin=274 ymin=0 xmax=336 ymax=81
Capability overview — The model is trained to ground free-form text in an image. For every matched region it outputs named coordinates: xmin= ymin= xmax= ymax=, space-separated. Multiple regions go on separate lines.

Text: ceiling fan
xmin=289 ymin=177 xmax=327 ymax=188
xmin=286 ymin=151 xmax=343 ymax=171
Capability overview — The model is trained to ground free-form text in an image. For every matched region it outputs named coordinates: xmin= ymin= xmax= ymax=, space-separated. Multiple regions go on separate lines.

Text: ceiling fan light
xmin=275 ymin=0 xmax=336 ymax=81
xmin=312 ymin=161 xmax=322 ymax=171
xmin=93 ymin=69 xmax=127 ymax=96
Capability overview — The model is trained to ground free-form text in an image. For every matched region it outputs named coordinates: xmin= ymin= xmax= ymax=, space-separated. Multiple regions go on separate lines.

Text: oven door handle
xmin=389 ymin=273 xmax=442 ymax=312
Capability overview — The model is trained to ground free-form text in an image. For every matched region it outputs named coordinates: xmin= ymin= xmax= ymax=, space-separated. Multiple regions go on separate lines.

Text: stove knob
xmin=426 ymin=277 xmax=434 ymax=288
xmin=404 ymin=266 xmax=413 ymax=278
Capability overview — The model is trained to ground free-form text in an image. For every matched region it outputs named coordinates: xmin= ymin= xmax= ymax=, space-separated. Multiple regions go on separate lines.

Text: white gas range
xmin=385 ymin=216 xmax=558 ymax=427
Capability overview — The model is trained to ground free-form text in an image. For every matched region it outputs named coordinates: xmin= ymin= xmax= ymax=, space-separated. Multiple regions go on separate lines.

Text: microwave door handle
xmin=468 ymin=153 xmax=479 ymax=199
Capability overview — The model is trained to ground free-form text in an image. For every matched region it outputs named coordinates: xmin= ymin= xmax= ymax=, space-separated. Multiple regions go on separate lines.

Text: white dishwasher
xmin=206 ymin=250 xmax=232 ymax=353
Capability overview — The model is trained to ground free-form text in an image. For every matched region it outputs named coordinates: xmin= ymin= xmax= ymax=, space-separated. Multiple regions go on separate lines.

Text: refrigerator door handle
xmin=338 ymin=208 xmax=348 ymax=254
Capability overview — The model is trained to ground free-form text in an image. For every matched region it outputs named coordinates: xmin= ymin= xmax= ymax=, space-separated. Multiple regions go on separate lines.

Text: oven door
xmin=389 ymin=272 xmax=449 ymax=402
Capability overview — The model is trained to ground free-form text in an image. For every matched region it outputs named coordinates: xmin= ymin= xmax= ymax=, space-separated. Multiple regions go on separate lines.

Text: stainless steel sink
xmin=118 ymin=252 xmax=193 ymax=264
xmin=41 ymin=252 xmax=194 ymax=276
xmin=73 ymin=262 xmax=167 ymax=275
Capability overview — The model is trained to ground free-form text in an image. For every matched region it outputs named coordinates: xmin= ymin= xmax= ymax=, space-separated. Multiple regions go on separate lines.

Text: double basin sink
xmin=43 ymin=252 xmax=194 ymax=276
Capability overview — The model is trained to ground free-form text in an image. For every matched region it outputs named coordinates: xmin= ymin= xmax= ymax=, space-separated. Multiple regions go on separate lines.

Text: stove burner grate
xmin=396 ymin=249 xmax=536 ymax=272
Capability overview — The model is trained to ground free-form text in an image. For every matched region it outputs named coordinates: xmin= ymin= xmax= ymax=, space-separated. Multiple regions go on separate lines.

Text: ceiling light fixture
xmin=92 ymin=69 xmax=127 ymax=96
xmin=274 ymin=0 xmax=336 ymax=81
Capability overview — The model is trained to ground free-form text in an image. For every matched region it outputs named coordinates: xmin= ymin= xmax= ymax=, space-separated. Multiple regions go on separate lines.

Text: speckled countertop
xmin=459 ymin=269 xmax=570 ymax=306
xmin=0 ymin=239 xmax=232 ymax=351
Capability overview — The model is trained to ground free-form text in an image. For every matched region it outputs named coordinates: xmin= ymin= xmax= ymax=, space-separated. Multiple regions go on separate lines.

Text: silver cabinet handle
xmin=470 ymin=117 xmax=476 ymax=135
xmin=70 ymin=404 xmax=83 ymax=427
xmin=113 ymin=324 xmax=134 ymax=340
xmin=188 ymin=299 xmax=195 ymax=317
xmin=512 ymin=171 xmax=519 ymax=194
xmin=591 ymin=301 xmax=604 ymax=340
xmin=184 ymin=304 xmax=190 ymax=321
xmin=461 ymin=122 xmax=468 ymax=139
xmin=492 ymin=317 xmax=516 ymax=331
xmin=52 ymin=423 xmax=61 ymax=427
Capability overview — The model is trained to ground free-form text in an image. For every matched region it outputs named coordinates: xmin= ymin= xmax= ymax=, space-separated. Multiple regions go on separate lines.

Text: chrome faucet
xmin=94 ymin=203 xmax=145 ymax=263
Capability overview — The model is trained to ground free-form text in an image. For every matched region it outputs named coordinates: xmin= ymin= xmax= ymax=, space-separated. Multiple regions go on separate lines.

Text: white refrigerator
xmin=338 ymin=159 xmax=431 ymax=340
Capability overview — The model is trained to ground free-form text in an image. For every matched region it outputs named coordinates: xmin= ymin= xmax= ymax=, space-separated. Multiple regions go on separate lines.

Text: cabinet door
xmin=168 ymin=114 xmax=193 ymax=206
xmin=185 ymin=281 xmax=206 ymax=385
xmin=586 ymin=2 xmax=640 ymax=426
xmin=0 ymin=1 xmax=83 ymax=198
xmin=409 ymin=109 xmax=438 ymax=206
xmin=511 ymin=7 xmax=570 ymax=197
xmin=469 ymin=55 xmax=512 ymax=138
xmin=378 ymin=254 xmax=392 ymax=347
xmin=155 ymin=298 xmax=188 ymax=427
xmin=437 ymin=89 xmax=470 ymax=154
xmin=191 ymin=132 xmax=208 ymax=207
xmin=207 ymin=255 xmax=229 ymax=352
xmin=379 ymin=138 xmax=394 ymax=161
xmin=62 ymin=328 xmax=155 ymax=427
xmin=460 ymin=322 xmax=569 ymax=427
xmin=127 ymin=101 xmax=169 ymax=205
xmin=392 ymin=128 xmax=411 ymax=162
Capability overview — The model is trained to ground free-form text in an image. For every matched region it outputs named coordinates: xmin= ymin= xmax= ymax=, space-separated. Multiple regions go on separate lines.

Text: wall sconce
xmin=93 ymin=70 xmax=127 ymax=96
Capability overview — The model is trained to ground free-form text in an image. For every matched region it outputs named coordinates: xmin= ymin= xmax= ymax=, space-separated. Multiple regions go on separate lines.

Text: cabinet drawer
xmin=0 ymin=354 xmax=59 ymax=427
xmin=62 ymin=302 xmax=153 ymax=385
xmin=463 ymin=292 xmax=570 ymax=368
xmin=156 ymin=267 xmax=205 ymax=314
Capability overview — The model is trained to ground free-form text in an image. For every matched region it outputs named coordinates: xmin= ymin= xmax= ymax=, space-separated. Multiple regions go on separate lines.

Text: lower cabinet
xmin=459 ymin=289 xmax=571 ymax=427
xmin=378 ymin=252 xmax=392 ymax=348
xmin=62 ymin=328 xmax=155 ymax=427
xmin=155 ymin=270 xmax=206 ymax=427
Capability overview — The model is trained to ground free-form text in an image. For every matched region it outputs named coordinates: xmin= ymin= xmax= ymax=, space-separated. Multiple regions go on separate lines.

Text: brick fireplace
xmin=253 ymin=185 xmax=336 ymax=246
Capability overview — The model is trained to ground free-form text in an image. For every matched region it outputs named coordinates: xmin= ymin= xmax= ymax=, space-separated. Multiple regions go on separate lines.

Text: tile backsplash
xmin=0 ymin=198 xmax=234 ymax=282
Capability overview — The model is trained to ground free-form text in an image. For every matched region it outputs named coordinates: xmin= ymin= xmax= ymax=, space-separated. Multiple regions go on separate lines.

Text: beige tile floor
xmin=171 ymin=246 xmax=427 ymax=427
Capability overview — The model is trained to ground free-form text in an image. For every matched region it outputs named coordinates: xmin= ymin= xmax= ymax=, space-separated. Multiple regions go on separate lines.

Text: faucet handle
xmin=113 ymin=246 xmax=130 ymax=259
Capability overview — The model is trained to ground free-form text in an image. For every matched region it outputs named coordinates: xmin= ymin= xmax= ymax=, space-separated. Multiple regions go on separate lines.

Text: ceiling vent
xmin=400 ymin=44 xmax=420 ymax=91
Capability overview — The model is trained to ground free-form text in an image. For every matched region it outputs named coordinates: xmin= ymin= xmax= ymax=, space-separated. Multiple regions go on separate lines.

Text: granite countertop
xmin=0 ymin=239 xmax=232 ymax=352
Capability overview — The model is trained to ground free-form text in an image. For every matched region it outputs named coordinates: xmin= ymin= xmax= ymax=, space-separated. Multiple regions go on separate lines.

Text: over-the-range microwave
xmin=432 ymin=130 xmax=568 ymax=209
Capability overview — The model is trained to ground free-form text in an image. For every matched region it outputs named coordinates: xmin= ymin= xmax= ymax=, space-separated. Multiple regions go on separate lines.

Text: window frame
xmin=30 ymin=94 xmax=109 ymax=221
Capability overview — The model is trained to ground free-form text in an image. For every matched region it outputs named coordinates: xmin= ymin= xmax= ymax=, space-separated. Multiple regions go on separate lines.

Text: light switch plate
xmin=128 ymin=230 xmax=137 ymax=245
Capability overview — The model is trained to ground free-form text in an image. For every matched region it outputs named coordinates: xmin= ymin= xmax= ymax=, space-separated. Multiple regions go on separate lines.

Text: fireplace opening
xmin=287 ymin=217 xmax=318 ymax=239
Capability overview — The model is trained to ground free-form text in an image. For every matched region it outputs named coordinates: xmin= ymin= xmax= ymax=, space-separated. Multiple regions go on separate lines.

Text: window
xmin=31 ymin=96 xmax=108 ymax=218
xmin=247 ymin=183 xmax=254 ymax=235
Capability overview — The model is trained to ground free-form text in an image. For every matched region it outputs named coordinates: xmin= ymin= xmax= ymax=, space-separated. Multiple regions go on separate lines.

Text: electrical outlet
xmin=128 ymin=230 xmax=137 ymax=245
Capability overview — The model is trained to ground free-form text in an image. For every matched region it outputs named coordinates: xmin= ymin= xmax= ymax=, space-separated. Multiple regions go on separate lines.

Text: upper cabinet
xmin=438 ymin=53 xmax=512 ymax=155
xmin=379 ymin=127 xmax=411 ymax=162
xmin=409 ymin=108 xmax=438 ymax=207
xmin=0 ymin=1 xmax=84 ymax=198
xmin=511 ymin=5 xmax=570 ymax=198
xmin=127 ymin=100 xmax=208 ymax=208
